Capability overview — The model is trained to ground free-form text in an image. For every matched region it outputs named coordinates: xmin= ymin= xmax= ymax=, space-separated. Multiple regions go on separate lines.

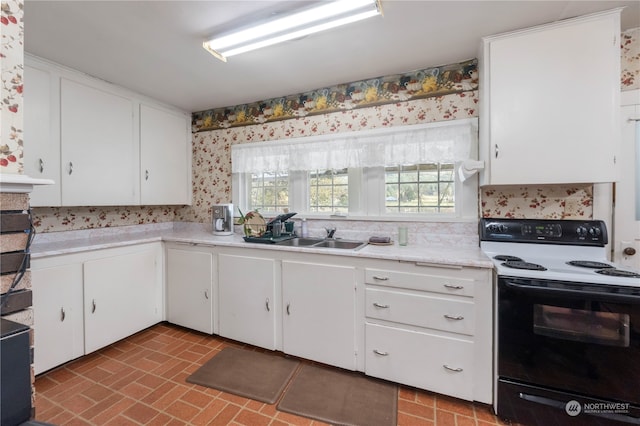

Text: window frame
xmin=233 ymin=164 xmax=478 ymax=221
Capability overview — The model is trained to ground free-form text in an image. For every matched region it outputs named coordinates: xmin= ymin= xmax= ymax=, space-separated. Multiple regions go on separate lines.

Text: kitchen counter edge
xmin=30 ymin=225 xmax=493 ymax=269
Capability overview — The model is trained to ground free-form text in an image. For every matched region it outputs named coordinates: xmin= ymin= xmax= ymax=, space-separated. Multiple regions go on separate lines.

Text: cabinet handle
xmin=373 ymin=349 xmax=389 ymax=356
xmin=145 ymin=170 xmax=149 ymax=181
xmin=443 ymin=365 xmax=463 ymax=372
xmin=68 ymin=162 xmax=73 ymax=175
xmin=444 ymin=314 xmax=464 ymax=321
xmin=265 ymin=298 xmax=270 ymax=312
xmin=60 ymin=307 xmax=66 ymax=322
xmin=286 ymin=303 xmax=291 ymax=315
xmin=372 ymin=275 xmax=389 ymax=281
xmin=373 ymin=302 xmax=389 ymax=309
xmin=494 ymin=144 xmax=499 ymax=159
xmin=91 ymin=299 xmax=96 ymax=314
xmin=204 ymin=290 xmax=209 ymax=300
xmin=39 ymin=158 xmax=44 ymax=173
xmin=444 ymin=284 xmax=464 ymax=290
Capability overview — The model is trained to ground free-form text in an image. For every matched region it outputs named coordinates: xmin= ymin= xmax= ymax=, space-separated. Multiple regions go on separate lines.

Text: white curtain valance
xmin=231 ymin=118 xmax=478 ymax=173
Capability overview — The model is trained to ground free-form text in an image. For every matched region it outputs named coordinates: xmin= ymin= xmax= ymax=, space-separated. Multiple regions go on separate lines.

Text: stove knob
xmin=624 ymin=247 xmax=637 ymax=256
xmin=588 ymin=227 xmax=601 ymax=237
xmin=576 ymin=226 xmax=587 ymax=238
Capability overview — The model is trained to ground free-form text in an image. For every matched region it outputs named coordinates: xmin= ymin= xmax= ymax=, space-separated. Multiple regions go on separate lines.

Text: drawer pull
xmin=91 ymin=299 xmax=96 ymax=314
xmin=444 ymin=314 xmax=464 ymax=321
xmin=60 ymin=307 xmax=66 ymax=322
xmin=444 ymin=284 xmax=464 ymax=290
xmin=372 ymin=276 xmax=389 ymax=281
xmin=373 ymin=349 xmax=389 ymax=356
xmin=265 ymin=298 xmax=270 ymax=312
xmin=39 ymin=158 xmax=44 ymax=173
xmin=373 ymin=302 xmax=389 ymax=309
xmin=286 ymin=303 xmax=291 ymax=315
xmin=204 ymin=290 xmax=209 ymax=300
xmin=443 ymin=365 xmax=463 ymax=372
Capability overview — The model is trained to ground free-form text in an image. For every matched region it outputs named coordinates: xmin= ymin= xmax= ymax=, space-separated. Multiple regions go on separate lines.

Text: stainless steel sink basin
xmin=275 ymin=238 xmax=366 ymax=250
xmin=275 ymin=237 xmax=324 ymax=247
xmin=312 ymin=240 xmax=367 ymax=250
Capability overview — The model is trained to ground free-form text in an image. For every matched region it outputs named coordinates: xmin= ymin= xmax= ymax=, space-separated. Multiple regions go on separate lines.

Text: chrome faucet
xmin=325 ymin=227 xmax=337 ymax=239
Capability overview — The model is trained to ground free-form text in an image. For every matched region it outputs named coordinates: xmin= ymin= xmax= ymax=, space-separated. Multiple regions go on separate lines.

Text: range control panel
xmin=480 ymin=218 xmax=607 ymax=246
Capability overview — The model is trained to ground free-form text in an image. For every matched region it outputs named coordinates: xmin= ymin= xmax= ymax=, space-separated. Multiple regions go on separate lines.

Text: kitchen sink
xmin=312 ymin=240 xmax=366 ymax=250
xmin=275 ymin=238 xmax=367 ymax=250
xmin=275 ymin=237 xmax=324 ymax=247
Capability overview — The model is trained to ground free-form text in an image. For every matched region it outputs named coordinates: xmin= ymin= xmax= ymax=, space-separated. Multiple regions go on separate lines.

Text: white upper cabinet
xmin=24 ymin=63 xmax=61 ymax=207
xmin=61 ymin=78 xmax=138 ymax=206
xmin=140 ymin=104 xmax=191 ymax=205
xmin=23 ymin=54 xmax=192 ymax=207
xmin=479 ymin=9 xmax=621 ymax=185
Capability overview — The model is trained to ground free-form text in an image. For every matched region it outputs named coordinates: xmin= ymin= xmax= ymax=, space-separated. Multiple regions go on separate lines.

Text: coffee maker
xmin=212 ymin=203 xmax=234 ymax=236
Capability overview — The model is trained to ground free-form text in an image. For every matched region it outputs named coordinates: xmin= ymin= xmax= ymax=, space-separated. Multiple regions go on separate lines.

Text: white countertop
xmin=30 ymin=222 xmax=493 ymax=269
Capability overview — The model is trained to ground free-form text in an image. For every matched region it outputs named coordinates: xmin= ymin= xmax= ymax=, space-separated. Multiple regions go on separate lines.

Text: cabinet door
xmin=83 ymin=245 xmax=162 ymax=353
xmin=166 ymin=246 xmax=214 ymax=334
xmin=218 ymin=254 xmax=277 ymax=350
xmin=60 ymin=78 xmax=138 ymax=206
xmin=32 ymin=262 xmax=84 ymax=374
xmin=483 ymin=11 xmax=620 ymax=185
xmin=140 ymin=104 xmax=191 ymax=205
xmin=23 ymin=63 xmax=61 ymax=206
xmin=282 ymin=261 xmax=357 ymax=370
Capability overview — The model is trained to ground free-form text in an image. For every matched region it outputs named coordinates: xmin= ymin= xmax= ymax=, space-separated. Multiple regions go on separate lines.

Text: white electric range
xmin=480 ymin=218 xmax=640 ymax=426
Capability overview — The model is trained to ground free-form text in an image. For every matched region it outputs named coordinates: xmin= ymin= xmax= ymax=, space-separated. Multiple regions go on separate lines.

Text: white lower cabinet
xmin=218 ymin=253 xmax=277 ymax=350
xmin=32 ymin=262 xmax=84 ymax=375
xmin=84 ymin=244 xmax=163 ymax=353
xmin=366 ymin=323 xmax=474 ymax=400
xmin=364 ymin=262 xmax=492 ymax=404
xmin=32 ymin=238 xmax=493 ymax=403
xmin=166 ymin=244 xmax=214 ymax=334
xmin=31 ymin=243 xmax=164 ymax=373
xmin=282 ymin=261 xmax=357 ymax=370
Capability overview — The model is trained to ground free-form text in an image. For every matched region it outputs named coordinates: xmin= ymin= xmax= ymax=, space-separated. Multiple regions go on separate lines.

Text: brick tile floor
xmin=34 ymin=323 xmax=509 ymax=425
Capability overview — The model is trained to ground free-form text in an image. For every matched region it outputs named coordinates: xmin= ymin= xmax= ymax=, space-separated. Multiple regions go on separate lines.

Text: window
xmin=385 ymin=163 xmax=455 ymax=213
xmin=309 ymin=168 xmax=349 ymax=213
xmin=232 ymin=119 xmax=479 ymax=220
xmin=249 ymin=171 xmax=289 ymax=212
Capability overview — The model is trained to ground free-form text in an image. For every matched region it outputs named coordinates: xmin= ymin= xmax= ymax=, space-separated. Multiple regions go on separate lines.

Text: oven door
xmin=498 ymin=276 xmax=640 ymax=406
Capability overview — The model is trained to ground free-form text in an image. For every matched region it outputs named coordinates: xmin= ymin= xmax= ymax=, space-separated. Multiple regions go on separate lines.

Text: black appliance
xmin=1 ymin=318 xmax=32 ymax=425
xmin=480 ymin=218 xmax=640 ymax=425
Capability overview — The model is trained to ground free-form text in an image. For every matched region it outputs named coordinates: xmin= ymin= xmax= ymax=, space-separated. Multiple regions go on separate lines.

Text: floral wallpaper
xmin=621 ymin=27 xmax=639 ymax=91
xmin=0 ymin=0 xmax=23 ymax=173
xmin=27 ymin=27 xmax=640 ymax=233
xmin=481 ymin=184 xmax=593 ymax=219
xmin=178 ymin=90 xmax=479 ymax=224
xmin=32 ymin=205 xmax=181 ymax=233
xmin=192 ymin=60 xmax=477 ymax=132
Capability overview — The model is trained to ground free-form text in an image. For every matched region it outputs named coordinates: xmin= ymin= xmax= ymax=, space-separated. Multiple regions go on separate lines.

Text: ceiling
xmin=24 ymin=1 xmax=640 ymax=113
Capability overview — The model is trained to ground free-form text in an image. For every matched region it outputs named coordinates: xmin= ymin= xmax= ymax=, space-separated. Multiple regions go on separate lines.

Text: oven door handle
xmin=503 ymin=279 xmax=640 ymax=303
xmin=519 ymin=393 xmax=640 ymax=425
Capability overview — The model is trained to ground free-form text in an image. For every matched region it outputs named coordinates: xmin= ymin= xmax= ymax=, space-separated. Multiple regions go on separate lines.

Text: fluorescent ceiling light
xmin=203 ymin=0 xmax=382 ymax=62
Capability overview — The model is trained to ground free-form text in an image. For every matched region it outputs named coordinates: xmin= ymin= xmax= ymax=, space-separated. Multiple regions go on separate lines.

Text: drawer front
xmin=365 ymin=323 xmax=474 ymax=401
xmin=365 ymin=268 xmax=474 ymax=297
xmin=366 ymin=288 xmax=474 ymax=335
